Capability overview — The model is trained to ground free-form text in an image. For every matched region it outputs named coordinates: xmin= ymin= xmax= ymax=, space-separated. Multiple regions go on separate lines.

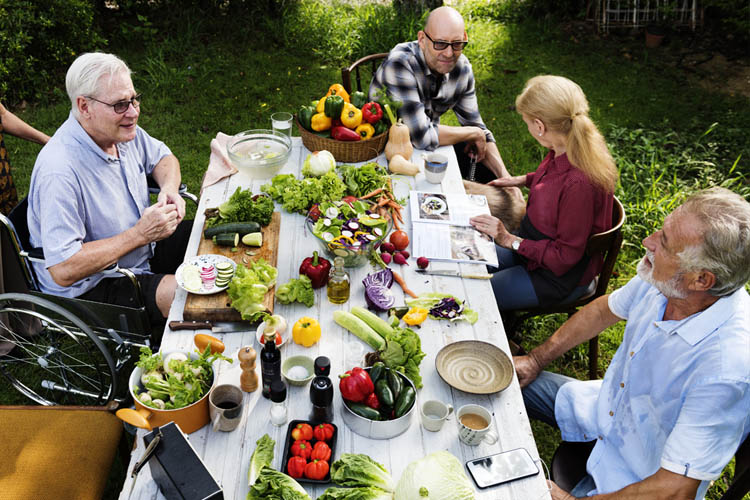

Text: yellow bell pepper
xmin=316 ymin=96 xmax=327 ymax=114
xmin=325 ymin=83 xmax=350 ymax=103
xmin=311 ymin=112 xmax=332 ymax=132
xmin=402 ymin=307 xmax=428 ymax=326
xmin=340 ymin=102 xmax=362 ymax=129
xmin=355 ymin=123 xmax=375 ymax=140
xmin=292 ymin=317 xmax=321 ymax=347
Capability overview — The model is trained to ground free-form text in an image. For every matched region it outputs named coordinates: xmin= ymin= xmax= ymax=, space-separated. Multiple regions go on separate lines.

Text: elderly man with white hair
xmin=27 ymin=52 xmax=190 ymax=324
xmin=515 ymin=186 xmax=750 ymax=500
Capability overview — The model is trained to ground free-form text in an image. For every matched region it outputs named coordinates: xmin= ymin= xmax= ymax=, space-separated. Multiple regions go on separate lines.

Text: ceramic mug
xmin=456 ymin=404 xmax=498 ymax=446
xmin=420 ymin=399 xmax=454 ymax=432
xmin=209 ymin=384 xmax=244 ymax=432
xmin=424 ymin=153 xmax=449 ymax=184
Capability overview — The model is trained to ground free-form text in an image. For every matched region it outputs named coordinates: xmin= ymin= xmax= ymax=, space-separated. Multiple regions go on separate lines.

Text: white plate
xmin=175 ymin=254 xmax=236 ymax=295
xmin=421 ymin=196 xmax=447 ymax=215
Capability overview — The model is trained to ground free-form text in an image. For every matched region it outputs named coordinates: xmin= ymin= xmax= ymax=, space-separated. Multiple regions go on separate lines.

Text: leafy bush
xmin=0 ymin=0 xmax=107 ymax=104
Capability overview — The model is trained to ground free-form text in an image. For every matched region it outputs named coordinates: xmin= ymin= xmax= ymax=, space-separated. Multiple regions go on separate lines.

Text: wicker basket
xmin=296 ymin=117 xmax=387 ymax=163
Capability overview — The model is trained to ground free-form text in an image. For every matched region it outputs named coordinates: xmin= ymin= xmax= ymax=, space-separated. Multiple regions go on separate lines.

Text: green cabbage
xmin=247 ymin=466 xmax=310 ymax=500
xmin=330 ymin=454 xmax=395 ymax=492
xmin=394 ymin=451 xmax=475 ymax=500
xmin=302 ymin=150 xmax=335 ymax=177
xmin=248 ymin=434 xmax=275 ymax=486
xmin=227 ymin=259 xmax=278 ymax=322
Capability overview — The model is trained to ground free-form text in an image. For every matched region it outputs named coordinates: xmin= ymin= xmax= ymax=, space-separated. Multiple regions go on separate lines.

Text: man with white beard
xmin=513 ymin=187 xmax=750 ymax=500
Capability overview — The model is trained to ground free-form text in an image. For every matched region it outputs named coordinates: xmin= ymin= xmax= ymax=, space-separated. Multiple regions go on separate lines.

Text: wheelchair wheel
xmin=0 ymin=293 xmax=117 ymax=405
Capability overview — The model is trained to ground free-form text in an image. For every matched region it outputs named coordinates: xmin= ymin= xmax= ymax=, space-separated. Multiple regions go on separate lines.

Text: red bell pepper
xmin=331 ymin=126 xmax=361 ymax=141
xmin=313 ymin=423 xmax=335 ymax=442
xmin=304 ymin=459 xmax=330 ymax=480
xmin=291 ymin=440 xmax=313 ymax=460
xmin=291 ymin=422 xmax=314 ymax=441
xmin=338 ymin=366 xmax=374 ymax=403
xmin=287 ymin=456 xmax=307 ymax=478
xmin=364 ymin=391 xmax=381 ymax=410
xmin=311 ymin=441 xmax=332 ymax=461
xmin=362 ymin=102 xmax=383 ymax=124
xmin=299 ymin=251 xmax=331 ymax=289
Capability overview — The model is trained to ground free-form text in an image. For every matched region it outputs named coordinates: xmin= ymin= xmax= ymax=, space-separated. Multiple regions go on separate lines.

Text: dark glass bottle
xmin=261 ymin=330 xmax=281 ymax=399
xmin=309 ymin=356 xmax=334 ymax=423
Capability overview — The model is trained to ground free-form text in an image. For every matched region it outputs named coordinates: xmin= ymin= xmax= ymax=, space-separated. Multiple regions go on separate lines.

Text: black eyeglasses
xmin=423 ymin=32 xmax=468 ymax=51
xmin=86 ymin=93 xmax=142 ymax=114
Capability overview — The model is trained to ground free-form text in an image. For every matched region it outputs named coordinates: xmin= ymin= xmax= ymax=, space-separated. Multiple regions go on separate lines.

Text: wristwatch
xmin=511 ymin=238 xmax=522 ymax=251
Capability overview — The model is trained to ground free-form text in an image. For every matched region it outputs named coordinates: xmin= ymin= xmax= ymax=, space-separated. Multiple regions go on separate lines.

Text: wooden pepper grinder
xmin=238 ymin=346 xmax=258 ymax=392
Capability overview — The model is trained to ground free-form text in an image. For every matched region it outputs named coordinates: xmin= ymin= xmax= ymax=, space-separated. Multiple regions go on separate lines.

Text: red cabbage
xmin=362 ymin=268 xmax=393 ymax=289
xmin=363 ymin=269 xmax=395 ymax=311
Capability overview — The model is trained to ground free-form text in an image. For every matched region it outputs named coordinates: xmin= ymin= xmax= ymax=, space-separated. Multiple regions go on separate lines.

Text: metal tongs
xmin=468 ymin=152 xmax=478 ymax=182
xmin=129 ymin=427 xmax=163 ymax=494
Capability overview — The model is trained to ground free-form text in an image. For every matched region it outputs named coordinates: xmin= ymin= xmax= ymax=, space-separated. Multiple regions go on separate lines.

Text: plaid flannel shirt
xmin=368 ymin=41 xmax=494 ymax=151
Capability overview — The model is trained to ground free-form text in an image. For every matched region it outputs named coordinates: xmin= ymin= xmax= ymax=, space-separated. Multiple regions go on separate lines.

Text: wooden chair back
xmin=341 ymin=53 xmax=388 ymax=95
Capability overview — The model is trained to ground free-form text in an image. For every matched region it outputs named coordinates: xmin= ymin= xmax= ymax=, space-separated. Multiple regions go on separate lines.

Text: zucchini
xmin=204 ymin=222 xmax=260 ymax=239
xmin=332 ymin=311 xmax=386 ymax=351
xmin=241 ymin=232 xmax=263 ymax=247
xmin=347 ymin=402 xmax=382 ymax=420
xmin=375 ymin=378 xmax=394 ymax=408
xmin=213 ymin=233 xmax=240 ymax=247
xmin=387 ymin=370 xmax=403 ymax=400
xmin=351 ymin=306 xmax=395 ymax=338
xmin=394 ymin=385 xmax=415 ymax=418
xmin=368 ymin=362 xmax=386 ymax=384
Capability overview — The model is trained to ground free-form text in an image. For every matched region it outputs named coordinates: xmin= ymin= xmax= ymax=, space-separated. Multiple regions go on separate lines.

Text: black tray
xmin=281 ymin=419 xmax=338 ymax=484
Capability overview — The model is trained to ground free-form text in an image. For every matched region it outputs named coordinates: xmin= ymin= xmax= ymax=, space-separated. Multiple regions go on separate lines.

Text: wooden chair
xmin=0 ymin=404 xmax=128 ymax=500
xmin=551 ymin=435 xmax=750 ymax=499
xmin=506 ymin=196 xmax=626 ymax=380
xmin=341 ymin=53 xmax=388 ymax=95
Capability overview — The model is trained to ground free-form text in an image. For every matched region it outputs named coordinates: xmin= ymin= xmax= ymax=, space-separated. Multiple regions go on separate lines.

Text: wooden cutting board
xmin=182 ymin=212 xmax=280 ymax=321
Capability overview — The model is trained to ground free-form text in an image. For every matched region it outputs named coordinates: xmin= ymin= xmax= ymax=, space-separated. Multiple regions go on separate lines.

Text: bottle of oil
xmin=326 ymin=256 xmax=350 ymax=304
xmin=260 ymin=330 xmax=281 ymax=399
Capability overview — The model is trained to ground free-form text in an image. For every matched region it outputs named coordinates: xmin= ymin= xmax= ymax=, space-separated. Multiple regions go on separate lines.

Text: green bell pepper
xmin=373 ymin=119 xmax=388 ymax=136
xmin=324 ymin=94 xmax=344 ymax=118
xmin=350 ymin=91 xmax=367 ymax=109
xmin=298 ymin=104 xmax=315 ymax=131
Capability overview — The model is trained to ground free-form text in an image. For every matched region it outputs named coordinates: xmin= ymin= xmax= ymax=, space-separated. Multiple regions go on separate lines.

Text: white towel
xmin=200 ymin=132 xmax=237 ymax=195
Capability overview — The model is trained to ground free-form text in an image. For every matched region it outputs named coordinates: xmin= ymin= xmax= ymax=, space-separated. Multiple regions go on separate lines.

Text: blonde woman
xmin=470 ymin=75 xmax=618 ymax=310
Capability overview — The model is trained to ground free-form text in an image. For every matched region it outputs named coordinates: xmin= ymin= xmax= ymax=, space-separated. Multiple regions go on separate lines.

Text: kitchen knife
xmin=414 ymin=269 xmax=492 ymax=279
xmin=168 ymin=320 xmax=252 ymax=333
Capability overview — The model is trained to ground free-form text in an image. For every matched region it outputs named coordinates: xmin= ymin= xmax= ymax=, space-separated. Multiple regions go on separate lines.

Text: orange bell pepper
xmin=325 ymin=83 xmax=350 ymax=103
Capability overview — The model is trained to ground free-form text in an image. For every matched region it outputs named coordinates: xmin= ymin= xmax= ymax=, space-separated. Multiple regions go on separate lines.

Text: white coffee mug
xmin=456 ymin=404 xmax=498 ymax=446
xmin=420 ymin=399 xmax=454 ymax=432
xmin=209 ymin=384 xmax=244 ymax=432
xmin=424 ymin=153 xmax=448 ymax=184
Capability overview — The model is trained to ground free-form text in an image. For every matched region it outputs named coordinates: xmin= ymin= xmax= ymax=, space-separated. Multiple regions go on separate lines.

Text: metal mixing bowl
xmin=226 ymin=129 xmax=291 ymax=179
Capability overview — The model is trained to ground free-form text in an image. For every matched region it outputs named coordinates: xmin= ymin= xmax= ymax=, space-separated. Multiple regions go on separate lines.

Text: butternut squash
xmin=384 ymin=104 xmax=413 ymax=161
xmin=388 ymin=154 xmax=419 ymax=176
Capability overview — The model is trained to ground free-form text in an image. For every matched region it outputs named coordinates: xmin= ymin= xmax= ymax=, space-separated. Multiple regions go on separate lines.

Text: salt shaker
xmin=270 ymin=379 xmax=287 ymax=426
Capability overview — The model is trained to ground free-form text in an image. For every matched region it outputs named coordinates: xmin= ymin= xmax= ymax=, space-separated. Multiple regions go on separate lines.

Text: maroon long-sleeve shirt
xmin=517 ymin=151 xmax=613 ymax=287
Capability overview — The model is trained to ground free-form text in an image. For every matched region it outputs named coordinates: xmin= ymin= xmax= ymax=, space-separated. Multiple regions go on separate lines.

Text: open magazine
xmin=409 ymin=191 xmax=498 ymax=266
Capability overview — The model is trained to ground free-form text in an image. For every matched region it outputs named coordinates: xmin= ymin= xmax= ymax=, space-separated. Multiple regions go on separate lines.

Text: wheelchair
xmin=0 ymin=182 xmax=197 ymax=407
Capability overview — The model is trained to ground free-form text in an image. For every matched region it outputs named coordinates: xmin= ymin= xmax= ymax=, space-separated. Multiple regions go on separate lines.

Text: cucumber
xmin=350 ymin=306 xmax=395 ymax=338
xmin=375 ymin=378 xmax=394 ymax=408
xmin=347 ymin=402 xmax=382 ymax=420
xmin=394 ymin=385 xmax=415 ymax=418
xmin=387 ymin=370 xmax=403 ymax=400
xmin=333 ymin=311 xmax=386 ymax=351
xmin=241 ymin=232 xmax=263 ymax=247
xmin=204 ymin=222 xmax=260 ymax=239
xmin=213 ymin=233 xmax=239 ymax=247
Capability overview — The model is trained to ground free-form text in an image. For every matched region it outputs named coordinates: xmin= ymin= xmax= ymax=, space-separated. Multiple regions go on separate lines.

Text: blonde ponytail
xmin=515 ymin=75 xmax=618 ymax=193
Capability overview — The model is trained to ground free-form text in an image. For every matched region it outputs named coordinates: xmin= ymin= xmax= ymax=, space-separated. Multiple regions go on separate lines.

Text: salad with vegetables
xmin=134 ymin=346 xmax=231 ymax=411
xmin=308 ymin=200 xmax=390 ymax=265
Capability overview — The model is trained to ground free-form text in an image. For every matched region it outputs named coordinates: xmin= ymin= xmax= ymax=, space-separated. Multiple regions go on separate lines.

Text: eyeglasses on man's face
xmin=423 ymin=32 xmax=468 ymax=51
xmin=86 ymin=93 xmax=142 ymax=114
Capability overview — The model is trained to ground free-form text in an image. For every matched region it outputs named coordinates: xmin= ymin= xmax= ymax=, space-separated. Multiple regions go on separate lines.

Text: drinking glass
xmin=271 ymin=112 xmax=293 ymax=137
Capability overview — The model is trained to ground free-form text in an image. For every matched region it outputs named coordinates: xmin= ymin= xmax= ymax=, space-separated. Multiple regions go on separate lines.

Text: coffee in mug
xmin=209 ymin=384 xmax=244 ymax=432
xmin=459 ymin=412 xmax=488 ymax=430
xmin=456 ymin=404 xmax=498 ymax=446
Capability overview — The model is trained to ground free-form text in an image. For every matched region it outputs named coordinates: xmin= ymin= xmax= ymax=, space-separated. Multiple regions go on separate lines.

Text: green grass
xmin=3 ymin=1 xmax=749 ymax=498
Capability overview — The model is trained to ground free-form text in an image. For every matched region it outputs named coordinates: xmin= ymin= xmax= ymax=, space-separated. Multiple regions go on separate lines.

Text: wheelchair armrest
xmin=100 ymin=265 xmax=146 ymax=308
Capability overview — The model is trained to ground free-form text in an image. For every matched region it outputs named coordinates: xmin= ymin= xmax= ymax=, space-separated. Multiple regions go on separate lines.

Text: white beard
xmin=636 ymin=251 xmax=688 ymax=299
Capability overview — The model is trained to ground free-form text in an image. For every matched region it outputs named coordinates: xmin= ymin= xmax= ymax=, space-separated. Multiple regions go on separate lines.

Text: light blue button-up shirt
xmin=555 ymin=276 xmax=750 ymax=499
xmin=28 ymin=113 xmax=172 ymax=297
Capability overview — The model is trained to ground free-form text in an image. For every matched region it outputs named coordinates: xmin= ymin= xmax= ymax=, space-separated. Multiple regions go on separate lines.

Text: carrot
xmin=392 ymin=270 xmax=418 ymax=298
xmin=386 ymin=200 xmax=401 ymax=211
xmin=392 ymin=214 xmax=401 ymax=231
xmin=377 ymin=196 xmax=390 ymax=207
xmin=394 ymin=209 xmax=403 ymax=224
xmin=359 ymin=188 xmax=384 ymax=200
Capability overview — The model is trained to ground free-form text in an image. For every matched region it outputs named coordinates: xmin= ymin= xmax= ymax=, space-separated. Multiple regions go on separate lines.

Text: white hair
xmin=66 ymin=52 xmax=131 ymax=119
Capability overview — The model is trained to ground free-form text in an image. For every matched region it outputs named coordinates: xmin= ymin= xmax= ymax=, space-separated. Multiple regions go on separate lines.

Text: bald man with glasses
xmin=27 ymin=52 xmax=190 ymax=324
xmin=369 ymin=6 xmax=510 ymax=184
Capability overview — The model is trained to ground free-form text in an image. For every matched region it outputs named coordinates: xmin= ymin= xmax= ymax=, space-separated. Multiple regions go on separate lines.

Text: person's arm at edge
xmin=0 ymin=102 xmax=50 ymax=145
xmin=150 ymin=154 xmax=185 ymax=220
xmin=515 ymin=295 xmax=620 ymax=387
xmin=552 ymin=467 xmax=699 ymax=500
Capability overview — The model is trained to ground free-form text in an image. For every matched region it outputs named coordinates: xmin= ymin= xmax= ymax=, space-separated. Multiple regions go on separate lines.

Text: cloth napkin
xmin=200 ymin=132 xmax=237 ymax=194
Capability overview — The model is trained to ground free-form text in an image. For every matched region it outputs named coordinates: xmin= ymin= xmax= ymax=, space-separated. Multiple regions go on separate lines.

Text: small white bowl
xmin=282 ymin=355 xmax=315 ymax=386
xmin=256 ymin=322 xmax=286 ymax=348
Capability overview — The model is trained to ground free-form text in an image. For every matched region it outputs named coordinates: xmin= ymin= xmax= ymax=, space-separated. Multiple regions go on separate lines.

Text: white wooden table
xmin=119 ymin=138 xmax=551 ymax=500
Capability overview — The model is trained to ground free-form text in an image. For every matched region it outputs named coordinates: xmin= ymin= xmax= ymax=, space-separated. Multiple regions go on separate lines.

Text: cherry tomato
xmin=258 ymin=332 xmax=282 ymax=345
xmin=342 ymin=195 xmax=358 ymax=206
xmin=389 ymin=230 xmax=409 ymax=251
xmin=308 ymin=204 xmax=322 ymax=221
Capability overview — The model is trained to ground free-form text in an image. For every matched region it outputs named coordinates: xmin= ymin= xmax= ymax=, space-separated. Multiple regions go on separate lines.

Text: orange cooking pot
xmin=116 ymin=349 xmax=216 ymax=434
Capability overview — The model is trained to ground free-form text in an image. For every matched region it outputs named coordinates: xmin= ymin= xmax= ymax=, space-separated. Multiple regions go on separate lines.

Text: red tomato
xmin=258 ymin=332 xmax=282 ymax=345
xmin=291 ymin=422 xmax=314 ymax=441
xmin=308 ymin=204 xmax=322 ymax=221
xmin=389 ymin=230 xmax=410 ymax=251
xmin=342 ymin=195 xmax=358 ymax=206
